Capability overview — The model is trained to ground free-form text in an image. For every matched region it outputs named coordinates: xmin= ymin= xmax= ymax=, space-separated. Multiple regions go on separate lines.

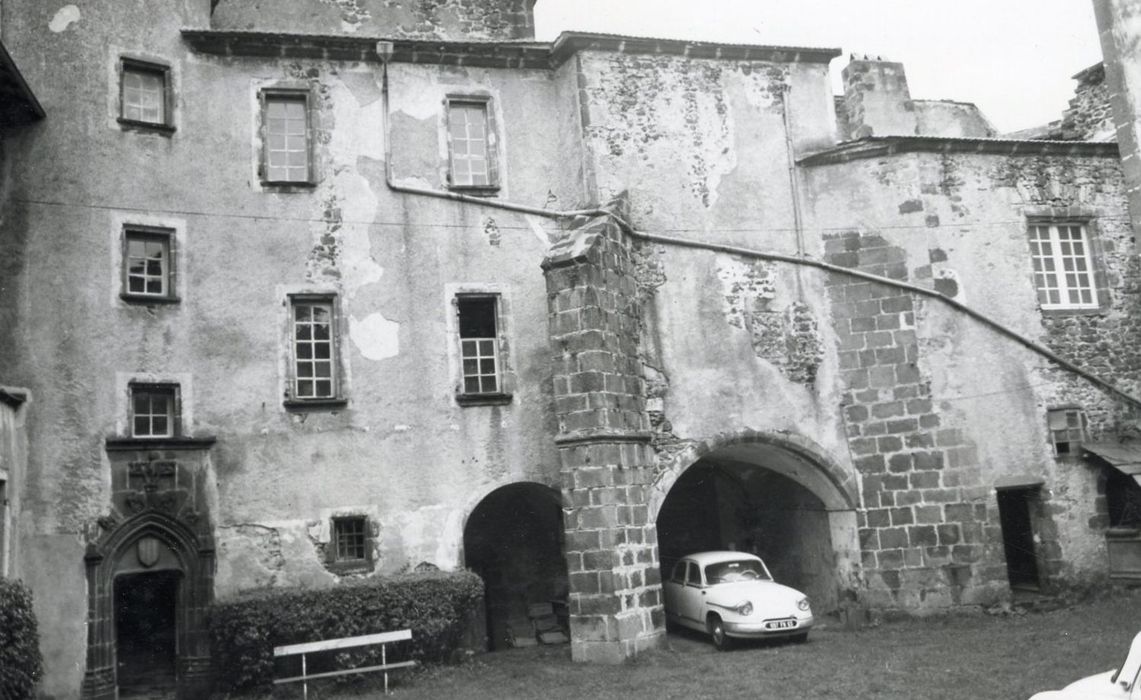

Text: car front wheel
xmin=708 ymin=616 xmax=731 ymax=651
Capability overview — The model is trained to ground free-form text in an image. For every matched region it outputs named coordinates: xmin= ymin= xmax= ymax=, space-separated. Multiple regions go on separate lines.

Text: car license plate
xmin=765 ymin=619 xmax=796 ymax=630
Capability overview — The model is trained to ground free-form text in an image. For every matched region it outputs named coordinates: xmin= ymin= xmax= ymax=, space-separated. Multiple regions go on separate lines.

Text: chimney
xmin=841 ymin=56 xmax=917 ymax=138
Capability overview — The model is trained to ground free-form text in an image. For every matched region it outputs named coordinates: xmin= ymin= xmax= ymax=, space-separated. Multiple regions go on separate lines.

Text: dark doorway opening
xmin=657 ymin=458 xmax=839 ymax=612
xmin=115 ymin=570 xmax=180 ymax=696
xmin=997 ymin=488 xmax=1041 ymax=590
xmin=463 ymin=483 xmax=567 ymax=650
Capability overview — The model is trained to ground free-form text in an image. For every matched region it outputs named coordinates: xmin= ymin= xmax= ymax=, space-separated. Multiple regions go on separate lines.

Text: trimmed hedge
xmin=209 ymin=570 xmax=484 ymax=691
xmin=0 ymin=578 xmax=44 ymax=700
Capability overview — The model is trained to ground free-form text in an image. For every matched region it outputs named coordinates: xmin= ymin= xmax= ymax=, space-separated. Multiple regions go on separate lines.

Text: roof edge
xmin=181 ymin=28 xmax=841 ymax=69
xmin=549 ymin=31 xmax=841 ymax=67
xmin=0 ymin=40 xmax=46 ymax=128
xmin=798 ymin=135 xmax=1120 ymax=166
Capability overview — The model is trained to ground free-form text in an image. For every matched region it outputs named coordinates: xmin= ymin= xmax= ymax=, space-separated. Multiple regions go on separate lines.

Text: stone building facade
xmin=3 ymin=0 xmax=1141 ymax=697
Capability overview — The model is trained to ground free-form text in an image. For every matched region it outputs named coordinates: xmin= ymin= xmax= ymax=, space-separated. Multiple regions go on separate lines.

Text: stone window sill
xmin=117 ymin=117 xmax=176 ymax=135
xmin=327 ymin=560 xmax=374 ymax=575
xmin=260 ymin=180 xmax=317 ymax=191
xmin=120 ymin=293 xmax=181 ymax=305
xmin=1039 ymin=306 xmax=1108 ymax=318
xmin=284 ymin=397 xmax=349 ymax=411
xmin=455 ymin=392 xmax=513 ymax=407
xmin=105 ymin=436 xmax=217 ymax=452
xmin=447 ymin=185 xmax=500 ymax=197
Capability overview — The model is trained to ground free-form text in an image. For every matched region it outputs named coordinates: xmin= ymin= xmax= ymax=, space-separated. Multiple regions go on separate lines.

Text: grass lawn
xmin=265 ymin=589 xmax=1141 ymax=700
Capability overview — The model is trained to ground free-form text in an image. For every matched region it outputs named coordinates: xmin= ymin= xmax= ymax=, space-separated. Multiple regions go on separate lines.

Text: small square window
xmin=122 ymin=228 xmax=176 ymax=302
xmin=130 ymin=384 xmax=179 ymax=438
xmin=288 ymin=296 xmax=341 ymax=403
xmin=332 ymin=516 xmax=368 ymax=563
xmin=261 ymin=92 xmax=312 ymax=185
xmin=446 ymin=98 xmax=498 ymax=192
xmin=119 ymin=59 xmax=172 ymax=130
xmin=1047 ymin=407 xmax=1088 ymax=455
xmin=457 ymin=296 xmax=500 ymax=396
xmin=1028 ymin=222 xmax=1098 ymax=310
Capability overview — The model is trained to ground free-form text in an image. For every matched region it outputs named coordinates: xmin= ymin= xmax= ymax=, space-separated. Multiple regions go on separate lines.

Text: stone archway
xmin=82 ymin=511 xmax=214 ymax=700
xmin=463 ymin=482 xmax=568 ymax=650
xmin=652 ymin=430 xmax=860 ymax=613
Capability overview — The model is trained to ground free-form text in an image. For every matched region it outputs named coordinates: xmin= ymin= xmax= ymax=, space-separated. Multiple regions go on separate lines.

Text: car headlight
xmin=735 ymin=601 xmax=753 ymax=616
xmin=797 ymin=597 xmax=811 ymax=612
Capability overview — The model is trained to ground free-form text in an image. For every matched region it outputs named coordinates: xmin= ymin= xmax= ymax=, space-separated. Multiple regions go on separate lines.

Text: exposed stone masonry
xmin=542 ymin=213 xmax=664 ymax=663
xmin=824 ymin=232 xmax=1005 ymax=608
xmin=1060 ymin=63 xmax=1116 ymax=141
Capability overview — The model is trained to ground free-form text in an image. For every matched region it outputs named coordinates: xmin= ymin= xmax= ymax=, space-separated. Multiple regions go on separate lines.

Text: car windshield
xmin=704 ymin=559 xmax=770 ymax=584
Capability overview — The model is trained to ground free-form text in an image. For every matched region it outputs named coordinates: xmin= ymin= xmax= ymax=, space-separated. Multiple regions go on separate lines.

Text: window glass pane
xmin=122 ymin=66 xmax=165 ymax=124
xmin=458 ymin=298 xmax=497 ymax=338
xmin=449 ymin=102 xmax=491 ymax=186
xmin=265 ymin=95 xmax=309 ymax=182
xmin=315 ymin=380 xmax=333 ymax=396
xmin=464 ymin=377 xmax=480 ymax=394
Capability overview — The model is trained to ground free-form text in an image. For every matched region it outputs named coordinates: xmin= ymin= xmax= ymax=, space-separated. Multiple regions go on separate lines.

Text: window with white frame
xmin=457 ymin=295 xmax=501 ymax=396
xmin=130 ymin=384 xmax=179 ymax=438
xmin=120 ymin=58 xmax=171 ymax=128
xmin=1028 ymin=222 xmax=1098 ymax=310
xmin=447 ymin=98 xmax=497 ymax=190
xmin=122 ymin=227 xmax=175 ymax=301
xmin=289 ymin=296 xmax=339 ymax=402
xmin=1047 ymin=407 xmax=1088 ymax=455
xmin=262 ymin=92 xmax=311 ymax=184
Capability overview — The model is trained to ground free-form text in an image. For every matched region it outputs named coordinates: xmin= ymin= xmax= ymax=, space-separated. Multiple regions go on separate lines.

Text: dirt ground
xmin=266 ymin=589 xmax=1141 ymax=700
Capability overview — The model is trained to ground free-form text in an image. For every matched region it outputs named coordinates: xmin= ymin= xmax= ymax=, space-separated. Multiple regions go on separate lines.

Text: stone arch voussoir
xmin=649 ymin=429 xmax=859 ymax=519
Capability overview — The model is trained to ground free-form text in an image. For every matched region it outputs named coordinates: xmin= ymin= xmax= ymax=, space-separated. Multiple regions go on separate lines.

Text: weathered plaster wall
xmin=574 ymin=50 xmax=834 ymax=240
xmin=211 ymin=0 xmax=536 ymax=39
xmin=0 ymin=2 xmax=571 ymax=694
xmin=913 ymin=100 xmax=997 ymax=138
xmin=802 ymin=149 xmax=1136 ymax=607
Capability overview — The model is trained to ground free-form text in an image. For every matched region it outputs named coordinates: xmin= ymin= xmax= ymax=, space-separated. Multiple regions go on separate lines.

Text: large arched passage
xmin=653 ymin=432 xmax=859 ymax=613
xmin=463 ymin=482 xmax=568 ymax=650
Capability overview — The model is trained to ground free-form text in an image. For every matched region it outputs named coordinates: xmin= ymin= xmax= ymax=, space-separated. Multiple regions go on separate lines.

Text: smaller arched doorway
xmin=463 ymin=483 xmax=568 ymax=650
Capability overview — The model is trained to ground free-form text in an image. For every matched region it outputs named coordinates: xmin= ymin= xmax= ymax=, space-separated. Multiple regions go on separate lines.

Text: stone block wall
xmin=542 ymin=213 xmax=665 ymax=662
xmin=824 ymin=231 xmax=1015 ymax=608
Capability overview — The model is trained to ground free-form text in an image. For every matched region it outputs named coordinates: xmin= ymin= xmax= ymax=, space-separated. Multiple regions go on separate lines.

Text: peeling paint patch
xmin=350 ymin=313 xmax=400 ymax=360
xmin=934 ymin=270 xmax=961 ymax=300
xmin=898 ymin=199 xmax=924 ymax=214
xmin=49 ymin=5 xmax=81 ymax=32
xmin=716 ymin=259 xmax=823 ymax=383
xmin=318 ymin=0 xmax=371 ymax=33
xmin=217 ymin=524 xmax=285 ymax=588
xmin=482 ymin=217 xmax=501 ymax=246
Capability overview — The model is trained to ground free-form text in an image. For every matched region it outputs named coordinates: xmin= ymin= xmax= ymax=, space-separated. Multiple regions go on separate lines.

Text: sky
xmin=533 ymin=0 xmax=1104 ymax=134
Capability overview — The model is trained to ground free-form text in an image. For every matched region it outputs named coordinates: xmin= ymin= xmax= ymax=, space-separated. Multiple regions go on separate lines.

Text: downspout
xmin=373 ymin=41 xmax=1141 ymax=411
xmin=781 ymin=81 xmax=808 ymax=298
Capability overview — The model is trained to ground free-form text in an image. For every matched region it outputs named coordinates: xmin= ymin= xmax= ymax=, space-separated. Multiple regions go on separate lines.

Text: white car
xmin=662 ymin=551 xmax=813 ymax=650
xmin=1029 ymin=631 xmax=1141 ymax=699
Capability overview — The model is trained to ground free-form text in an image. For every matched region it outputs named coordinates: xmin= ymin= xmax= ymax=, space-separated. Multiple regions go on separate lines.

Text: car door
xmin=663 ymin=560 xmax=687 ymax=621
xmin=678 ymin=560 xmax=706 ymax=625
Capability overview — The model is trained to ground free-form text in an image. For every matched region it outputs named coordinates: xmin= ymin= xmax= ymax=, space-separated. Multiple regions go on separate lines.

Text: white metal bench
xmin=273 ymin=629 xmax=417 ymax=698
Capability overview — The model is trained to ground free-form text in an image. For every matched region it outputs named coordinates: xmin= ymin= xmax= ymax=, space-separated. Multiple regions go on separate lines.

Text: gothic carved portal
xmin=83 ymin=441 xmax=215 ymax=700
